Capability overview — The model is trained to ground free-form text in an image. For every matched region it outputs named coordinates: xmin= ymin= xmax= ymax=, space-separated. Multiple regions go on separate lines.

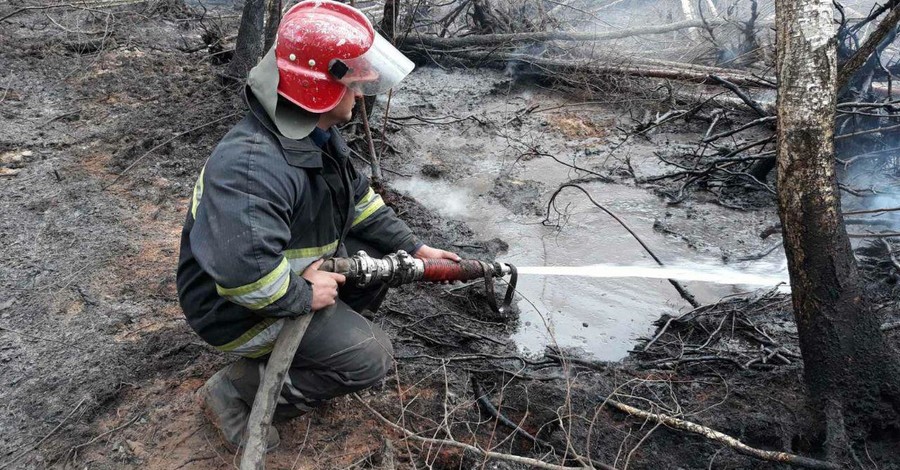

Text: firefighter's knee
xmin=354 ymin=326 xmax=394 ymax=388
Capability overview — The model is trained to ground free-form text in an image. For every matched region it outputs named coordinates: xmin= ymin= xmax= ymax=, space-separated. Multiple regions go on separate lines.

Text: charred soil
xmin=2 ymin=3 xmax=899 ymax=470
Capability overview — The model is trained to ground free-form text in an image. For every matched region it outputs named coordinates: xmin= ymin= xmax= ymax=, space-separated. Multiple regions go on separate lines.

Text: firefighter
xmin=176 ymin=0 xmax=459 ymax=451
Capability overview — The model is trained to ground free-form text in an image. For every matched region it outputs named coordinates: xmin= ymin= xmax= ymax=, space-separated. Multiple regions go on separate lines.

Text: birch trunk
xmin=775 ymin=0 xmax=900 ymax=458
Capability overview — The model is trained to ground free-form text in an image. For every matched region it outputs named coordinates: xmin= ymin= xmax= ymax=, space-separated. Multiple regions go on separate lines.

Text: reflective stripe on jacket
xmin=176 ymin=90 xmax=418 ymax=355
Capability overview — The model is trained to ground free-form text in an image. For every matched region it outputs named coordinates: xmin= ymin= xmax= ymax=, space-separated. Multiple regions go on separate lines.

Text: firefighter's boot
xmin=199 ymin=360 xmax=280 ymax=453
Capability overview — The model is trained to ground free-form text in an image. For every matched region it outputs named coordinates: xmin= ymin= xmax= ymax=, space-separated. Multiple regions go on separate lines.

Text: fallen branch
xmin=709 ymin=75 xmax=770 ymax=117
xmin=543 ymin=184 xmax=700 ymax=308
xmin=735 ymin=241 xmax=783 ymax=262
xmin=703 ymin=116 xmax=776 ymax=143
xmin=354 ymin=394 xmax=607 ymax=470
xmin=473 ymin=381 xmax=553 ymax=450
xmin=600 ymin=395 xmax=841 ymax=470
xmin=835 ymin=122 xmax=900 ymax=140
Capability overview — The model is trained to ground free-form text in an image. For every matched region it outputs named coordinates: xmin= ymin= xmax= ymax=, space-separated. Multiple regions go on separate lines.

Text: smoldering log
xmin=404 ymin=47 xmax=775 ymax=89
xmin=400 ymin=19 xmax=725 ymax=49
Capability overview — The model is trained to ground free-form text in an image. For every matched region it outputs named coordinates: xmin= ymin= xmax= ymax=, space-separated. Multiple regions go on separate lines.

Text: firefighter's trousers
xmin=232 ymin=236 xmax=394 ymax=416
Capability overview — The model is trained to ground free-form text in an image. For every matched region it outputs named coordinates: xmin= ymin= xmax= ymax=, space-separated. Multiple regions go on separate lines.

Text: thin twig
xmin=68 ymin=413 xmax=143 ymax=462
xmin=0 ymin=325 xmax=91 ymax=351
xmin=600 ymin=396 xmax=840 ymax=469
xmin=104 ymin=112 xmax=240 ymax=190
xmin=358 ymin=98 xmax=383 ymax=181
xmin=708 ymin=75 xmax=769 ymax=117
xmin=0 ymin=398 xmax=88 ymax=470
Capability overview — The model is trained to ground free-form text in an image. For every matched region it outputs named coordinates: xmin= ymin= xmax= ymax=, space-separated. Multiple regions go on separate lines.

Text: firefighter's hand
xmin=413 ymin=245 xmax=461 ymax=262
xmin=414 ymin=245 xmax=462 ymax=284
xmin=302 ymin=259 xmax=346 ymax=311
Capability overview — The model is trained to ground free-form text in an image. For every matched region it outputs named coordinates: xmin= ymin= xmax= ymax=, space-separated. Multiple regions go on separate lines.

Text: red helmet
xmin=275 ymin=0 xmax=414 ymax=113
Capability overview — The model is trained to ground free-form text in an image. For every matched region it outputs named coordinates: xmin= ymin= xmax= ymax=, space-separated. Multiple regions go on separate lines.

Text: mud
xmin=1 ymin=3 xmax=899 ymax=470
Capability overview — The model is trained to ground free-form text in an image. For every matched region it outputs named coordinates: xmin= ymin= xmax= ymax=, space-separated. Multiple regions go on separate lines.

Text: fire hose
xmin=240 ymin=251 xmax=517 ymax=469
xmin=320 ymin=250 xmax=518 ymax=313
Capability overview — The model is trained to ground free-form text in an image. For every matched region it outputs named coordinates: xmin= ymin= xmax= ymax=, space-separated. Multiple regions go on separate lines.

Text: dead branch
xmin=838 ymin=4 xmax=900 ymax=90
xmin=358 ymin=97 xmax=383 ymax=181
xmin=703 ymin=116 xmax=775 ymax=142
xmin=835 ymin=121 xmax=900 ymax=140
xmin=600 ymin=395 xmax=841 ymax=470
xmin=735 ymin=241 xmax=783 ymax=261
xmin=543 ymin=184 xmax=700 ymax=308
xmin=708 ymin=75 xmax=770 ymax=117
xmin=354 ymin=394 xmax=606 ymax=470
xmin=473 ymin=381 xmax=553 ymax=450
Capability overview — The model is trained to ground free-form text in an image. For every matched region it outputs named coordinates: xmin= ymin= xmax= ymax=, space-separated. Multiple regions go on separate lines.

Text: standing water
xmin=387 ymin=68 xmax=788 ymax=361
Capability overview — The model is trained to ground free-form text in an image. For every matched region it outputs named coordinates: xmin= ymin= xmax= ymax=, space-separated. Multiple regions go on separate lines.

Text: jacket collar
xmin=244 ymin=87 xmax=352 ymax=169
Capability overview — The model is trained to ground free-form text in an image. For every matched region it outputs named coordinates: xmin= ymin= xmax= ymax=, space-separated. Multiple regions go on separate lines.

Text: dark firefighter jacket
xmin=176 ymin=91 xmax=419 ymax=357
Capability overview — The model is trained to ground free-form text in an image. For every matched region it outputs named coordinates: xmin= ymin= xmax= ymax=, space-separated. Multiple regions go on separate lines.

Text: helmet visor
xmin=331 ymin=33 xmax=414 ymax=95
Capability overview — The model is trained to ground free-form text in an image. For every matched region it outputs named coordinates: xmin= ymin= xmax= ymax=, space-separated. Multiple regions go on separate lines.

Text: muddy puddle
xmin=385 ymin=67 xmax=787 ymax=360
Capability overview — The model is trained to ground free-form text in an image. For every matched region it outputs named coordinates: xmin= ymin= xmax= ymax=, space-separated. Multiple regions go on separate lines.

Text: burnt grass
xmin=2 ymin=3 xmax=900 ymax=469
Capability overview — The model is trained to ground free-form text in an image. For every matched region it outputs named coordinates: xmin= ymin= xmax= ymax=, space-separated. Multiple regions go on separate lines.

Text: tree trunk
xmin=228 ymin=0 xmax=282 ymax=80
xmin=775 ymin=0 xmax=900 ymax=458
xmin=379 ymin=0 xmax=398 ymax=41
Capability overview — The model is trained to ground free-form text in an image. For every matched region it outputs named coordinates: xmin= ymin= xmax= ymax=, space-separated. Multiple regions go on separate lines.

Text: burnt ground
xmin=2 ymin=3 xmax=900 ymax=470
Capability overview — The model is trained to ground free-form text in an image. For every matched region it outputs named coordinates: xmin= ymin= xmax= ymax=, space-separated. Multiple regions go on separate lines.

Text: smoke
xmin=391 ymin=177 xmax=472 ymax=217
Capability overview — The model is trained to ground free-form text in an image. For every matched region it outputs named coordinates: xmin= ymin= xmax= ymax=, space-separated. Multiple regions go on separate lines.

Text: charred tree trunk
xmin=228 ymin=0 xmax=282 ymax=80
xmin=380 ymin=0 xmax=398 ymax=40
xmin=775 ymin=0 xmax=900 ymax=458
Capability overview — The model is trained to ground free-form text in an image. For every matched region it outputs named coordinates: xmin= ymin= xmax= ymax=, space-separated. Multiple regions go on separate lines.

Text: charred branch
xmin=600 ymin=395 xmax=841 ymax=469
xmin=837 ymin=3 xmax=900 ymax=90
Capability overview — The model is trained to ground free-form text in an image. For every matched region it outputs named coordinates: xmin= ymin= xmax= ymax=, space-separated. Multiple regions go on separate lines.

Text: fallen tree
xmin=402 ymin=48 xmax=775 ymax=88
xmin=400 ymin=18 xmax=725 ymax=48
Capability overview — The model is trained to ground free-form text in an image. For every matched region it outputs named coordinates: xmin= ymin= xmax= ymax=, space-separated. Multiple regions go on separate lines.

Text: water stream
xmin=517 ymin=264 xmax=789 ymax=288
